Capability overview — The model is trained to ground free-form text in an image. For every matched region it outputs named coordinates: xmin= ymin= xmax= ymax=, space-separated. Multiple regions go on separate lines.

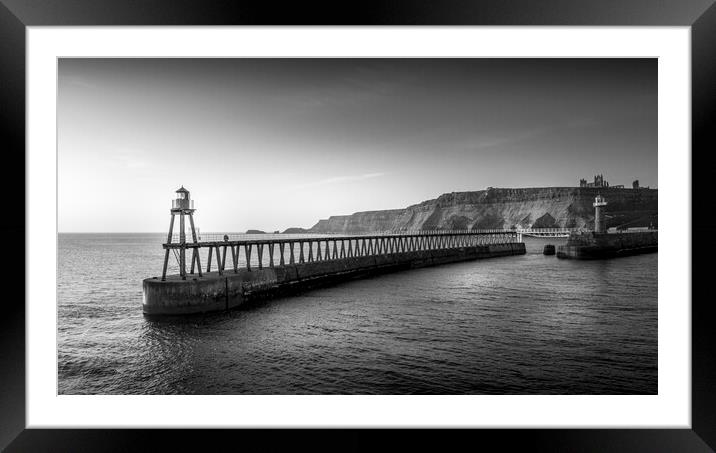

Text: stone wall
xmin=556 ymin=231 xmax=657 ymax=259
xmin=143 ymin=243 xmax=526 ymax=315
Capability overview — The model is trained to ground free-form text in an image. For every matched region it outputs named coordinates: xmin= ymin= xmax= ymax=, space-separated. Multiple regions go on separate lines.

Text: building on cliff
xmin=579 ymin=175 xmax=647 ymax=190
xmin=580 ymin=174 xmax=609 ymax=188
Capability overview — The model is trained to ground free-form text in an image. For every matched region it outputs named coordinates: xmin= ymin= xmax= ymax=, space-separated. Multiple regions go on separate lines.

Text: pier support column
xmin=215 ymin=245 xmax=223 ymax=275
xmin=161 ymin=249 xmax=170 ymax=281
xmin=162 ymin=214 xmax=175 ymax=281
xmin=231 ymin=245 xmax=238 ymax=273
xmin=194 ymin=248 xmax=202 ymax=277
xmin=166 ymin=214 xmax=176 ymax=244
xmin=179 ymin=213 xmax=186 ymax=279
xmin=188 ymin=214 xmax=200 ymax=276
xmin=245 ymin=244 xmax=252 ymax=270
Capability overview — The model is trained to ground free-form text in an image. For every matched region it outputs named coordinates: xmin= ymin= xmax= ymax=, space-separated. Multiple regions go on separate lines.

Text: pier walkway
xmin=161 ymin=230 xmax=521 ymax=281
xmin=145 ymin=229 xmax=526 ymax=315
xmin=515 ymin=228 xmax=581 ymax=238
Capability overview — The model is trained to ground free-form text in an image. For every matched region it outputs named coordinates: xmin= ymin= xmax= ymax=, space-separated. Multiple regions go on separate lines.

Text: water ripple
xmin=58 ymin=233 xmax=657 ymax=395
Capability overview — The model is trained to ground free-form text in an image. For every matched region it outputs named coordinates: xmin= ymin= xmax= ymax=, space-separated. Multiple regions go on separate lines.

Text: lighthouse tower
xmin=161 ymin=186 xmax=201 ymax=281
xmin=593 ymin=194 xmax=608 ymax=233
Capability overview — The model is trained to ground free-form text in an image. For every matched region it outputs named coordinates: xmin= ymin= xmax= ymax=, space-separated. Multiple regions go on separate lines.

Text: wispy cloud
xmin=291 ymin=172 xmax=387 ymax=190
xmin=288 ymin=63 xmax=411 ymax=110
xmin=465 ymin=118 xmax=601 ymax=152
xmin=469 ymin=127 xmax=552 ymax=151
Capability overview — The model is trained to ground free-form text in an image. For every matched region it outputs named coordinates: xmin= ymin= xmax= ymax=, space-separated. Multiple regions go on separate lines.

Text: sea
xmin=58 ymin=233 xmax=657 ymax=395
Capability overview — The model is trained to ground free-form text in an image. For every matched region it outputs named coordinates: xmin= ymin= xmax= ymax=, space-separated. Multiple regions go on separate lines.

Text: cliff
xmin=309 ymin=187 xmax=657 ymax=233
xmin=282 ymin=227 xmax=309 ymax=234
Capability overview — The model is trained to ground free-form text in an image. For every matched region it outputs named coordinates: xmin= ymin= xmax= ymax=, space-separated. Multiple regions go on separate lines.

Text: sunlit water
xmin=58 ymin=233 xmax=657 ymax=394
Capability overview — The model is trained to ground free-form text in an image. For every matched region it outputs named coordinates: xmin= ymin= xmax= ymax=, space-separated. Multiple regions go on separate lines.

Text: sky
xmin=58 ymin=58 xmax=657 ymax=233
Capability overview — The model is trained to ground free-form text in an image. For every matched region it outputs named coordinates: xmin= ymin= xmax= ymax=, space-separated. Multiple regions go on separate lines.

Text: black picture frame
xmin=2 ymin=1 xmax=714 ymax=451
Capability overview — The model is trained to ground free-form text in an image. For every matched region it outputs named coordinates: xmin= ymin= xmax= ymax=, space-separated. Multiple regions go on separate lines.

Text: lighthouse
xmin=161 ymin=186 xmax=201 ymax=281
xmin=593 ymin=194 xmax=608 ymax=233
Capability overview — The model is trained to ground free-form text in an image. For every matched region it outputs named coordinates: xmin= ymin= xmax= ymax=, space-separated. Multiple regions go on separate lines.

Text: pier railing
xmin=162 ymin=230 xmax=521 ymax=280
xmin=515 ymin=228 xmax=584 ymax=237
xmin=171 ymin=229 xmax=527 ymax=244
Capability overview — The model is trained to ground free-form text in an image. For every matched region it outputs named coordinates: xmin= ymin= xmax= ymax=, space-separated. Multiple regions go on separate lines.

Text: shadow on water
xmin=143 ymin=310 xmax=234 ymax=325
xmin=591 ymin=259 xmax=616 ymax=288
xmin=141 ymin=296 xmax=296 ymax=324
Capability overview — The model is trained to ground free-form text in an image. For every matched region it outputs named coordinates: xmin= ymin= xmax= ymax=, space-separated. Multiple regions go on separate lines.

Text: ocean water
xmin=58 ymin=233 xmax=657 ymax=394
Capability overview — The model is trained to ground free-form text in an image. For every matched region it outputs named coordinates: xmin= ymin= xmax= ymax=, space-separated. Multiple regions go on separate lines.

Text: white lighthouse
xmin=593 ymin=194 xmax=608 ymax=233
xmin=162 ymin=186 xmax=200 ymax=281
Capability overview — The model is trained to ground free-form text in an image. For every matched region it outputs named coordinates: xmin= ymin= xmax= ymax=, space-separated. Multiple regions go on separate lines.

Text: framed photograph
xmin=3 ymin=0 xmax=714 ymax=450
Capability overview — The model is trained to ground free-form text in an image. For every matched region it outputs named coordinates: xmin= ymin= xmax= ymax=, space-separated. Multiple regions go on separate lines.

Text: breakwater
xmin=143 ymin=233 xmax=526 ymax=315
xmin=556 ymin=231 xmax=657 ymax=259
